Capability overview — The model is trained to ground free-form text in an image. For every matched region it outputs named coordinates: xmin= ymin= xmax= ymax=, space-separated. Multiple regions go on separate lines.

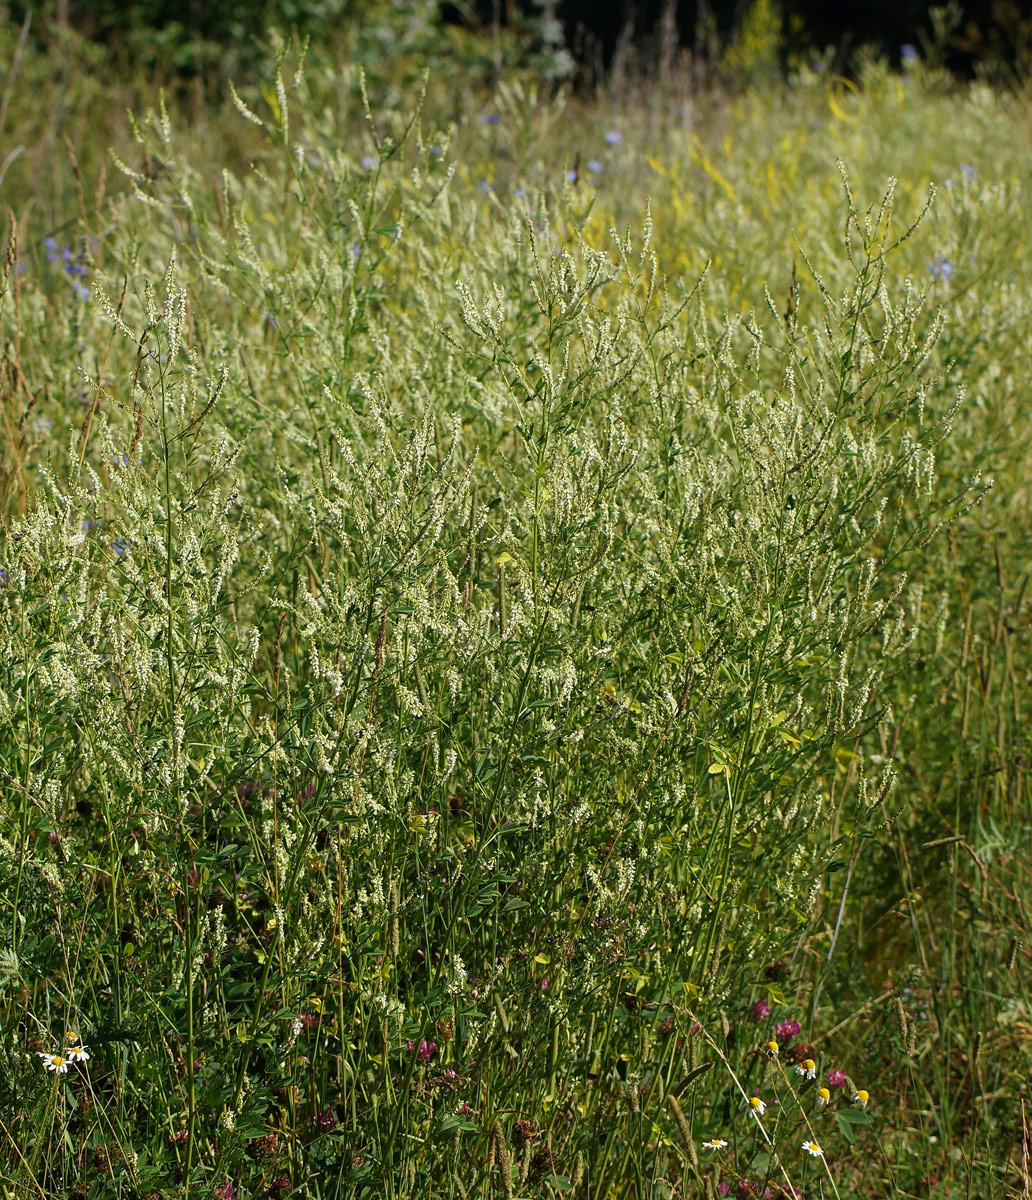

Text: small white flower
xmin=795 ymin=1058 xmax=817 ymax=1079
xmin=38 ymin=1053 xmax=69 ymax=1073
xmin=852 ymin=1089 xmax=869 ymax=1109
xmin=702 ymin=1138 xmax=728 ymax=1150
xmin=63 ymin=1032 xmax=89 ymax=1062
xmin=746 ymin=1096 xmax=767 ymax=1118
xmin=802 ymin=1140 xmax=823 ymax=1158
xmin=816 ymin=1087 xmax=831 ymax=1108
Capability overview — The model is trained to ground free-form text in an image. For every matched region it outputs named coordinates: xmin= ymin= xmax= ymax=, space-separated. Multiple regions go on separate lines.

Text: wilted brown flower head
xmin=514 ymin=1118 xmax=539 ymax=1149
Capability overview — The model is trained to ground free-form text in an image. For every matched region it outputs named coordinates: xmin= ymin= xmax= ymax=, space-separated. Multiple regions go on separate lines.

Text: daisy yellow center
xmin=52 ymin=1056 xmax=66 ymax=1066
xmin=749 ymin=1097 xmax=762 ymax=1108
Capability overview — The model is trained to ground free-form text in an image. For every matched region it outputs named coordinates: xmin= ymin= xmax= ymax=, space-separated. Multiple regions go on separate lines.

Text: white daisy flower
xmin=815 ymin=1086 xmax=831 ymax=1108
xmin=746 ymin=1096 xmax=767 ymax=1118
xmin=852 ymin=1089 xmax=869 ymax=1109
xmin=802 ymin=1140 xmax=823 ymax=1158
xmin=62 ymin=1032 xmax=90 ymax=1062
xmin=702 ymin=1138 xmax=728 ymax=1150
xmin=38 ymin=1053 xmax=69 ymax=1073
xmin=795 ymin=1058 xmax=817 ymax=1079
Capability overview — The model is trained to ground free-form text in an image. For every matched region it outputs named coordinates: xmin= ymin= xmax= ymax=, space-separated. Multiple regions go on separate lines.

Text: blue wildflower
xmin=112 ymin=537 xmax=127 ymax=558
xmin=960 ymin=163 xmax=974 ymax=180
xmin=360 ymin=155 xmax=378 ymax=170
xmin=43 ymin=236 xmax=59 ymax=263
xmin=930 ymin=256 xmax=953 ymax=281
xmin=71 ymin=280 xmax=90 ymax=301
xmin=586 ymin=159 xmax=603 ymax=175
xmin=901 ymin=44 xmax=917 ymax=62
xmin=481 ymin=114 xmax=501 ymax=125
xmin=604 ymin=130 xmax=622 ymax=145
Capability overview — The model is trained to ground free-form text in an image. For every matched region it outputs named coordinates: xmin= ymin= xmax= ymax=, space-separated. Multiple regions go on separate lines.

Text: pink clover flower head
xmin=775 ymin=1019 xmax=800 ymax=1043
xmin=409 ymin=1038 xmax=436 ymax=1063
xmin=827 ymin=1068 xmax=847 ymax=1088
xmin=718 ymin=1186 xmax=731 ymax=1197
xmin=752 ymin=999 xmax=772 ymax=1020
xmin=215 ymin=1183 xmax=238 ymax=1200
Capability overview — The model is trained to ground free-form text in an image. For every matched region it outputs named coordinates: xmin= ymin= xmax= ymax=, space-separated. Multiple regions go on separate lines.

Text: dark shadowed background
xmin=4 ymin=0 xmax=1030 ymax=79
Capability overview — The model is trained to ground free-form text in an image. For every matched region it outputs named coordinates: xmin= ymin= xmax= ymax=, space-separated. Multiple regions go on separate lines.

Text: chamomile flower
xmin=802 ymin=1140 xmax=824 ymax=1158
xmin=37 ymin=1052 xmax=69 ymax=1073
xmin=763 ymin=1040 xmax=779 ymax=1059
xmin=746 ymin=1096 xmax=767 ymax=1118
xmin=63 ymin=1032 xmax=90 ymax=1062
xmin=795 ymin=1058 xmax=817 ymax=1079
xmin=852 ymin=1089 xmax=869 ymax=1109
xmin=702 ymin=1138 xmax=729 ymax=1151
xmin=816 ymin=1087 xmax=831 ymax=1108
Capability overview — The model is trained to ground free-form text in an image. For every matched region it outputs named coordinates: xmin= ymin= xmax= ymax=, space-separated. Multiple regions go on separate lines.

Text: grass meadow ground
xmin=0 ymin=17 xmax=1031 ymax=1200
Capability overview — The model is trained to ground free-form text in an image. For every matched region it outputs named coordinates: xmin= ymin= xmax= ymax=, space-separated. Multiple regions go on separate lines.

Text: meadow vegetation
xmin=0 ymin=11 xmax=1030 ymax=1198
